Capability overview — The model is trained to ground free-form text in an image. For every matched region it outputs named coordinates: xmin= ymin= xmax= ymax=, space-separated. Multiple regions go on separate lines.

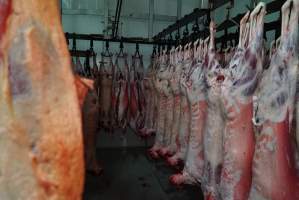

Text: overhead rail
xmin=65 ymin=32 xmax=170 ymax=45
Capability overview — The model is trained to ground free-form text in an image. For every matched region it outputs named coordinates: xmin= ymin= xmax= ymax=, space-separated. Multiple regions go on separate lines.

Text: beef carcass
xmin=0 ymin=1 xmax=84 ymax=199
xmin=129 ymin=55 xmax=146 ymax=132
xmin=99 ymin=53 xmax=114 ymax=132
xmin=114 ymin=53 xmax=129 ymax=131
xmin=167 ymin=43 xmax=193 ymax=166
xmin=170 ymin=39 xmax=207 ymax=185
xmin=219 ymin=9 xmax=260 ymax=200
xmin=201 ymin=22 xmax=226 ymax=200
xmin=250 ymin=1 xmax=299 ymax=199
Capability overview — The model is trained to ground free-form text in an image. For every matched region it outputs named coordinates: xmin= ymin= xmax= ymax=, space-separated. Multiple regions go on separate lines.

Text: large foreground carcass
xmin=0 ymin=1 xmax=84 ymax=199
xmin=250 ymin=1 xmax=299 ymax=199
xmin=170 ymin=39 xmax=207 ymax=185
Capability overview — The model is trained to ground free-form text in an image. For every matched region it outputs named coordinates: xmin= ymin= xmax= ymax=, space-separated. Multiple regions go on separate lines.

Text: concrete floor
xmin=83 ymin=148 xmax=204 ymax=200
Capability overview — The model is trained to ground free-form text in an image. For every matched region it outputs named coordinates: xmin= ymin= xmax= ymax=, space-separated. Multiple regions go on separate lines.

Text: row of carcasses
xmin=72 ymin=50 xmax=147 ymax=133
xmin=141 ymin=1 xmax=299 ymax=200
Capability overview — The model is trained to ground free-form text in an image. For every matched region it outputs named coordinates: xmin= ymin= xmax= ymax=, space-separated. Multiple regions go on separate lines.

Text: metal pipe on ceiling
xmin=112 ymin=0 xmax=121 ymax=37
xmin=115 ymin=0 xmax=123 ymax=37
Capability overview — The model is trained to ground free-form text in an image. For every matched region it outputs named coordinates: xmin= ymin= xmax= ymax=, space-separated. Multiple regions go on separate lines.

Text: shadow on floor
xmin=83 ymin=148 xmax=204 ymax=200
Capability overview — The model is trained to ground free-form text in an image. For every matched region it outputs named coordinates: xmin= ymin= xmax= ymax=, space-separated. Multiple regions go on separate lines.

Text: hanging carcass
xmin=201 ymin=22 xmax=226 ymax=200
xmin=159 ymin=48 xmax=175 ymax=157
xmin=250 ymin=1 xmax=299 ymax=199
xmin=89 ymin=41 xmax=99 ymax=79
xmin=140 ymin=53 xmax=157 ymax=137
xmin=83 ymin=55 xmax=92 ymax=78
xmin=75 ymin=76 xmax=102 ymax=175
xmin=148 ymin=51 xmax=169 ymax=159
xmin=129 ymin=49 xmax=146 ymax=132
xmin=93 ymin=53 xmax=102 ymax=106
xmin=170 ymin=39 xmax=207 ymax=185
xmin=75 ymin=55 xmax=84 ymax=76
xmin=0 ymin=1 xmax=84 ymax=199
xmin=167 ymin=42 xmax=193 ymax=167
xmin=219 ymin=9 xmax=258 ymax=200
xmin=114 ymin=50 xmax=130 ymax=131
xmin=165 ymin=45 xmax=184 ymax=158
xmin=99 ymin=49 xmax=115 ymax=132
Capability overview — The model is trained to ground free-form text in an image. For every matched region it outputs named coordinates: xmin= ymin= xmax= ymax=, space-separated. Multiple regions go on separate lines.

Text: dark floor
xmin=83 ymin=148 xmax=204 ymax=200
